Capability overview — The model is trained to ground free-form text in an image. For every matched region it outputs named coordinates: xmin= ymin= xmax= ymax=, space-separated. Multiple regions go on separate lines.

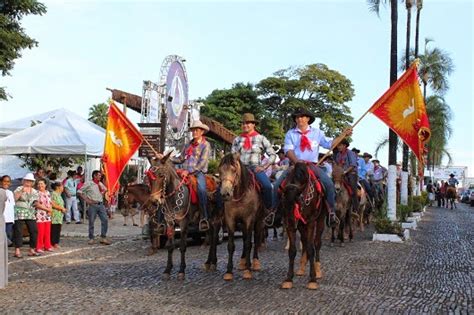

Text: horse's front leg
xmin=305 ymin=224 xmax=318 ymax=290
xmin=238 ymin=228 xmax=247 ymax=271
xmin=314 ymin=216 xmax=325 ymax=280
xmin=242 ymin=222 xmax=253 ymax=280
xmin=204 ymin=220 xmax=219 ymax=272
xmin=252 ymin=219 xmax=263 ymax=271
xmin=346 ymin=206 xmax=353 ymax=242
xmin=224 ymin=222 xmax=236 ymax=281
xmin=177 ymin=221 xmax=188 ymax=280
xmin=163 ymin=233 xmax=174 ymax=279
xmin=281 ymin=224 xmax=297 ymax=289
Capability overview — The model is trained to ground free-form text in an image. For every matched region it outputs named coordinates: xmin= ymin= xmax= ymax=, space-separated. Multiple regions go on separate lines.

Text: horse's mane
xmin=220 ymin=153 xmax=251 ymax=196
xmin=286 ymin=162 xmax=309 ymax=186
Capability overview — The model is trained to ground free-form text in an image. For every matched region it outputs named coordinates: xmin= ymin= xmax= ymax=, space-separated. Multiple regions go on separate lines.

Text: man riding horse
xmin=274 ymin=107 xmax=352 ymax=227
xmin=230 ymin=113 xmax=277 ymax=226
xmin=333 ymin=138 xmax=359 ymax=215
xmin=448 ymin=173 xmax=459 ymax=187
xmin=358 ymin=152 xmax=375 ymax=207
xmin=157 ymin=120 xmax=212 ymax=231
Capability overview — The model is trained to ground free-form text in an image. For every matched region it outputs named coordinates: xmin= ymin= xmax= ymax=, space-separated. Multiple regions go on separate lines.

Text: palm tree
xmin=414 ymin=0 xmax=423 ymax=58
xmin=88 ymin=103 xmax=109 ymax=129
xmin=425 ymin=95 xmax=453 ymax=168
xmin=419 ymin=42 xmax=455 ymax=98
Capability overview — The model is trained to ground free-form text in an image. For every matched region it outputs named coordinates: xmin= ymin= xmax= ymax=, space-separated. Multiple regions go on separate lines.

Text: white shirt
xmin=1 ymin=188 xmax=15 ymax=223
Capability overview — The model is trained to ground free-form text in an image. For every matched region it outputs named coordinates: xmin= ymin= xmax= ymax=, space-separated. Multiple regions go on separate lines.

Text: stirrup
xmin=199 ymin=219 xmax=210 ymax=232
xmin=264 ymin=211 xmax=275 ymax=227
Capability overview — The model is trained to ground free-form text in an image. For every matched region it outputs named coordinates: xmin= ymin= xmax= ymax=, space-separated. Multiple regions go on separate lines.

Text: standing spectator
xmin=1 ymin=176 xmax=14 ymax=245
xmin=35 ymin=179 xmax=53 ymax=253
xmin=34 ymin=168 xmax=50 ymax=191
xmin=13 ymin=173 xmax=40 ymax=258
xmin=78 ymin=170 xmax=111 ymax=245
xmin=0 ymin=183 xmax=8 ymax=288
xmin=76 ymin=175 xmax=86 ymax=220
xmin=75 ymin=166 xmax=84 ymax=181
xmin=50 ymin=182 xmax=66 ymax=249
xmin=64 ymin=170 xmax=81 ymax=224
xmin=426 ymin=180 xmax=435 ymax=206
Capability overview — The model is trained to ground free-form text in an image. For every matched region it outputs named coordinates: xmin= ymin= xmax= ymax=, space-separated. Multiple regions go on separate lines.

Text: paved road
xmin=1 ymin=203 xmax=472 ymax=313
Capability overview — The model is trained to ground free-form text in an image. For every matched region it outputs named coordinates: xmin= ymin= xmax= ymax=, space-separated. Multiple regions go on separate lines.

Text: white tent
xmin=0 ymin=108 xmax=64 ymax=137
xmin=0 ymin=108 xmax=105 ymax=156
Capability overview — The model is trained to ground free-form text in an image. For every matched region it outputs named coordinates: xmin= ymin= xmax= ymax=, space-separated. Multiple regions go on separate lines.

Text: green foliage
xmin=88 ymin=103 xmax=108 ymax=129
xmin=19 ymin=154 xmax=84 ymax=173
xmin=397 ymin=204 xmax=412 ymax=222
xmin=256 ymin=64 xmax=354 ymax=137
xmin=374 ymin=217 xmax=403 ymax=236
xmin=207 ymin=159 xmax=220 ymax=176
xmin=410 ymin=195 xmax=424 ymax=212
xmin=0 ymin=0 xmax=47 ymax=100
xmin=420 ymin=191 xmax=429 ymax=205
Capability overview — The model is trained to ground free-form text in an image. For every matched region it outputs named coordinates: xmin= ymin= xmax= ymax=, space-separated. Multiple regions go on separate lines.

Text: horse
xmin=118 ymin=184 xmax=152 ymax=227
xmin=446 ymin=186 xmax=457 ymax=210
xmin=280 ymin=162 xmax=326 ymax=290
xmin=218 ymin=153 xmax=265 ymax=281
xmin=355 ymin=183 xmax=368 ymax=231
xmin=331 ymin=164 xmax=353 ymax=246
xmin=147 ymin=152 xmax=221 ymax=279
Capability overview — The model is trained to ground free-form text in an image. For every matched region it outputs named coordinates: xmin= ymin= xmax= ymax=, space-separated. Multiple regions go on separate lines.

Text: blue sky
xmin=1 ymin=0 xmax=472 ymax=175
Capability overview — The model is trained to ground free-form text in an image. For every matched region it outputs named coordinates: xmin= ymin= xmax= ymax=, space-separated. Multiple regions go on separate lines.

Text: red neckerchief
xmin=337 ymin=148 xmax=348 ymax=165
xmin=93 ymin=179 xmax=106 ymax=194
xmin=240 ymin=131 xmax=259 ymax=150
xmin=185 ymin=137 xmax=205 ymax=158
xmin=298 ymin=128 xmax=312 ymax=152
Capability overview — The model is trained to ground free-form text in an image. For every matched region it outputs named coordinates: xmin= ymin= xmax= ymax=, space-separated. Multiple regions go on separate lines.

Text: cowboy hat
xmin=372 ymin=159 xmax=380 ymax=164
xmin=362 ymin=152 xmax=373 ymax=159
xmin=351 ymin=147 xmax=361 ymax=154
xmin=189 ymin=120 xmax=209 ymax=133
xmin=449 ymin=173 xmax=455 ymax=177
xmin=23 ymin=173 xmax=35 ymax=181
xmin=241 ymin=113 xmax=259 ymax=125
xmin=339 ymin=138 xmax=350 ymax=147
xmin=292 ymin=107 xmax=315 ymax=125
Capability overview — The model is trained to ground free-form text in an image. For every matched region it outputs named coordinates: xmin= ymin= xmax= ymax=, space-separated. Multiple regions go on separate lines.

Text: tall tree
xmin=257 ymin=63 xmax=354 ymax=138
xmin=368 ymin=0 xmax=398 ymax=220
xmin=88 ymin=103 xmax=109 ymax=129
xmin=0 ymin=0 xmax=47 ymax=100
xmin=419 ymin=42 xmax=455 ymax=98
xmin=425 ymin=95 xmax=453 ymax=168
xmin=414 ymin=0 xmax=423 ymax=58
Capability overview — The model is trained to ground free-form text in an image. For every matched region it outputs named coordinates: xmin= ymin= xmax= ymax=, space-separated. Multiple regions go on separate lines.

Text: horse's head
xmin=117 ymin=185 xmax=129 ymax=210
xmin=331 ymin=163 xmax=345 ymax=194
xmin=218 ymin=153 xmax=243 ymax=201
xmin=281 ymin=162 xmax=308 ymax=211
xmin=147 ymin=152 xmax=175 ymax=204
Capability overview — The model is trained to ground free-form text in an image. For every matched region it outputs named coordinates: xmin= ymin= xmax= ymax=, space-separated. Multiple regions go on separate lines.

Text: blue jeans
xmin=5 ymin=222 xmax=13 ymax=242
xmin=87 ymin=203 xmax=108 ymax=239
xmin=250 ymin=167 xmax=274 ymax=210
xmin=359 ymin=179 xmax=374 ymax=199
xmin=274 ymin=165 xmax=335 ymax=212
xmin=196 ymin=172 xmax=208 ymax=219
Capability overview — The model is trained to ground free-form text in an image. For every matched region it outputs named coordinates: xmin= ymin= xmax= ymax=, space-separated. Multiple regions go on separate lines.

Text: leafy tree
xmin=425 ymin=95 xmax=453 ymax=167
xmin=88 ymin=103 xmax=108 ymax=129
xmin=256 ymin=63 xmax=354 ymax=138
xmin=0 ymin=0 xmax=47 ymax=100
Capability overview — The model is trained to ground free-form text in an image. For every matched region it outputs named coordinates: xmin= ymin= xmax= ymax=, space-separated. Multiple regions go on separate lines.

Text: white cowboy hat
xmin=189 ymin=120 xmax=209 ymax=133
xmin=23 ymin=173 xmax=35 ymax=181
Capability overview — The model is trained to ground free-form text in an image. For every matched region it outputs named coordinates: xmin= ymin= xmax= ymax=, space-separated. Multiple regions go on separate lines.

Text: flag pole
xmin=316 ymin=108 xmax=372 ymax=166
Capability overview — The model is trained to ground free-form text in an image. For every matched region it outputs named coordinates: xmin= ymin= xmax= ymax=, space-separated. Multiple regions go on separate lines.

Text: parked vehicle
xmin=460 ymin=190 xmax=471 ymax=203
xmin=470 ymin=190 xmax=474 ymax=207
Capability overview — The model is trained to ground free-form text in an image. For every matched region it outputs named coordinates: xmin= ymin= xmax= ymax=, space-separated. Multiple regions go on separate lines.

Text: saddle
xmin=278 ymin=164 xmax=323 ymax=196
xmin=176 ymin=170 xmax=218 ymax=205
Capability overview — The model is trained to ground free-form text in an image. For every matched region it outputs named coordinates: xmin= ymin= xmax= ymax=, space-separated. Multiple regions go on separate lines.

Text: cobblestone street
xmin=1 ymin=203 xmax=472 ymax=314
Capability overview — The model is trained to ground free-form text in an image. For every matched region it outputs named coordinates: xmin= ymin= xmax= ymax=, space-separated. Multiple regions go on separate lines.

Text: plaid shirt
xmin=173 ymin=139 xmax=211 ymax=173
xmin=231 ymin=134 xmax=276 ymax=167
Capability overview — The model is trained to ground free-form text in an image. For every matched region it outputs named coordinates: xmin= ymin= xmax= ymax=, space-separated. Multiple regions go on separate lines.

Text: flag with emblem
xmin=102 ymin=100 xmax=143 ymax=194
xmin=368 ymin=61 xmax=431 ymax=162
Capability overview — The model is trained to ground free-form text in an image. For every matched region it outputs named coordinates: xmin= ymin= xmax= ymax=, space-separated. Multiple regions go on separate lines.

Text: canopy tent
xmin=0 ymin=108 xmax=65 ymax=137
xmin=0 ymin=108 xmax=105 ymax=156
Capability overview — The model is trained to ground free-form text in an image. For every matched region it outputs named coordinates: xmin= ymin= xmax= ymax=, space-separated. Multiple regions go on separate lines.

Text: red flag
xmin=102 ymin=101 xmax=143 ymax=195
xmin=369 ymin=61 xmax=431 ymax=162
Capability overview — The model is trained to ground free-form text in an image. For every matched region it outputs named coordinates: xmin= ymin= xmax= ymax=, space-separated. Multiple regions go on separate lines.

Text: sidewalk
xmin=60 ymin=215 xmax=144 ymax=238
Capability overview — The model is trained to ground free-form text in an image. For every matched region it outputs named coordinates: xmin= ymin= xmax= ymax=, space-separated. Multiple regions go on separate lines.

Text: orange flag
xmin=102 ymin=100 xmax=143 ymax=195
xmin=369 ymin=61 xmax=431 ymax=162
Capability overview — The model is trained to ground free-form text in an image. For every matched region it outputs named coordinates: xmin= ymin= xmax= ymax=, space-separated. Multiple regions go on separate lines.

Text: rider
xmin=333 ymin=138 xmax=359 ymax=215
xmin=231 ymin=113 xmax=276 ymax=226
xmin=275 ymin=107 xmax=351 ymax=227
xmin=358 ymin=152 xmax=375 ymax=204
xmin=371 ymin=159 xmax=387 ymax=199
xmin=170 ymin=120 xmax=212 ymax=231
xmin=448 ymin=173 xmax=459 ymax=187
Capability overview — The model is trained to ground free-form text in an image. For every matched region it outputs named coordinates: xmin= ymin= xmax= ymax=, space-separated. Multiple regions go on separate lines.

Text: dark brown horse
xmin=147 ymin=153 xmax=221 ymax=279
xmin=331 ymin=164 xmax=353 ymax=245
xmin=218 ymin=153 xmax=264 ymax=281
xmin=280 ymin=162 xmax=326 ymax=290
xmin=446 ymin=186 xmax=457 ymax=209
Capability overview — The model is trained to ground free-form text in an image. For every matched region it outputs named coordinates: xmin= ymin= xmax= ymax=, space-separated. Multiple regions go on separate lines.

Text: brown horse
xmin=218 ymin=153 xmax=264 ymax=281
xmin=446 ymin=186 xmax=457 ymax=209
xmin=355 ymin=183 xmax=368 ymax=231
xmin=331 ymin=164 xmax=353 ymax=245
xmin=280 ymin=162 xmax=326 ymax=290
xmin=147 ymin=153 xmax=221 ymax=279
xmin=118 ymin=184 xmax=152 ymax=226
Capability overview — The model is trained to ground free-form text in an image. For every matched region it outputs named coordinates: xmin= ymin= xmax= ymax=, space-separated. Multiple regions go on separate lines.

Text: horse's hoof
xmin=295 ymin=269 xmax=305 ymax=276
xmin=281 ymin=281 xmax=293 ymax=289
xmin=251 ymin=259 xmax=261 ymax=271
xmin=177 ymin=273 xmax=185 ymax=281
xmin=307 ymin=282 xmax=319 ymax=290
xmin=163 ymin=273 xmax=171 ymax=280
xmin=243 ymin=270 xmax=252 ymax=280
xmin=315 ymin=262 xmax=322 ymax=279
xmin=209 ymin=264 xmax=217 ymax=272
xmin=223 ymin=273 xmax=233 ymax=281
xmin=237 ymin=258 xmax=246 ymax=271
xmin=203 ymin=263 xmax=211 ymax=272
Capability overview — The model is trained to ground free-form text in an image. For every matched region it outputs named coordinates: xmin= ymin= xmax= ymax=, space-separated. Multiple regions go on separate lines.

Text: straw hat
xmin=189 ymin=120 xmax=209 ymax=133
xmin=241 ymin=113 xmax=259 ymax=124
